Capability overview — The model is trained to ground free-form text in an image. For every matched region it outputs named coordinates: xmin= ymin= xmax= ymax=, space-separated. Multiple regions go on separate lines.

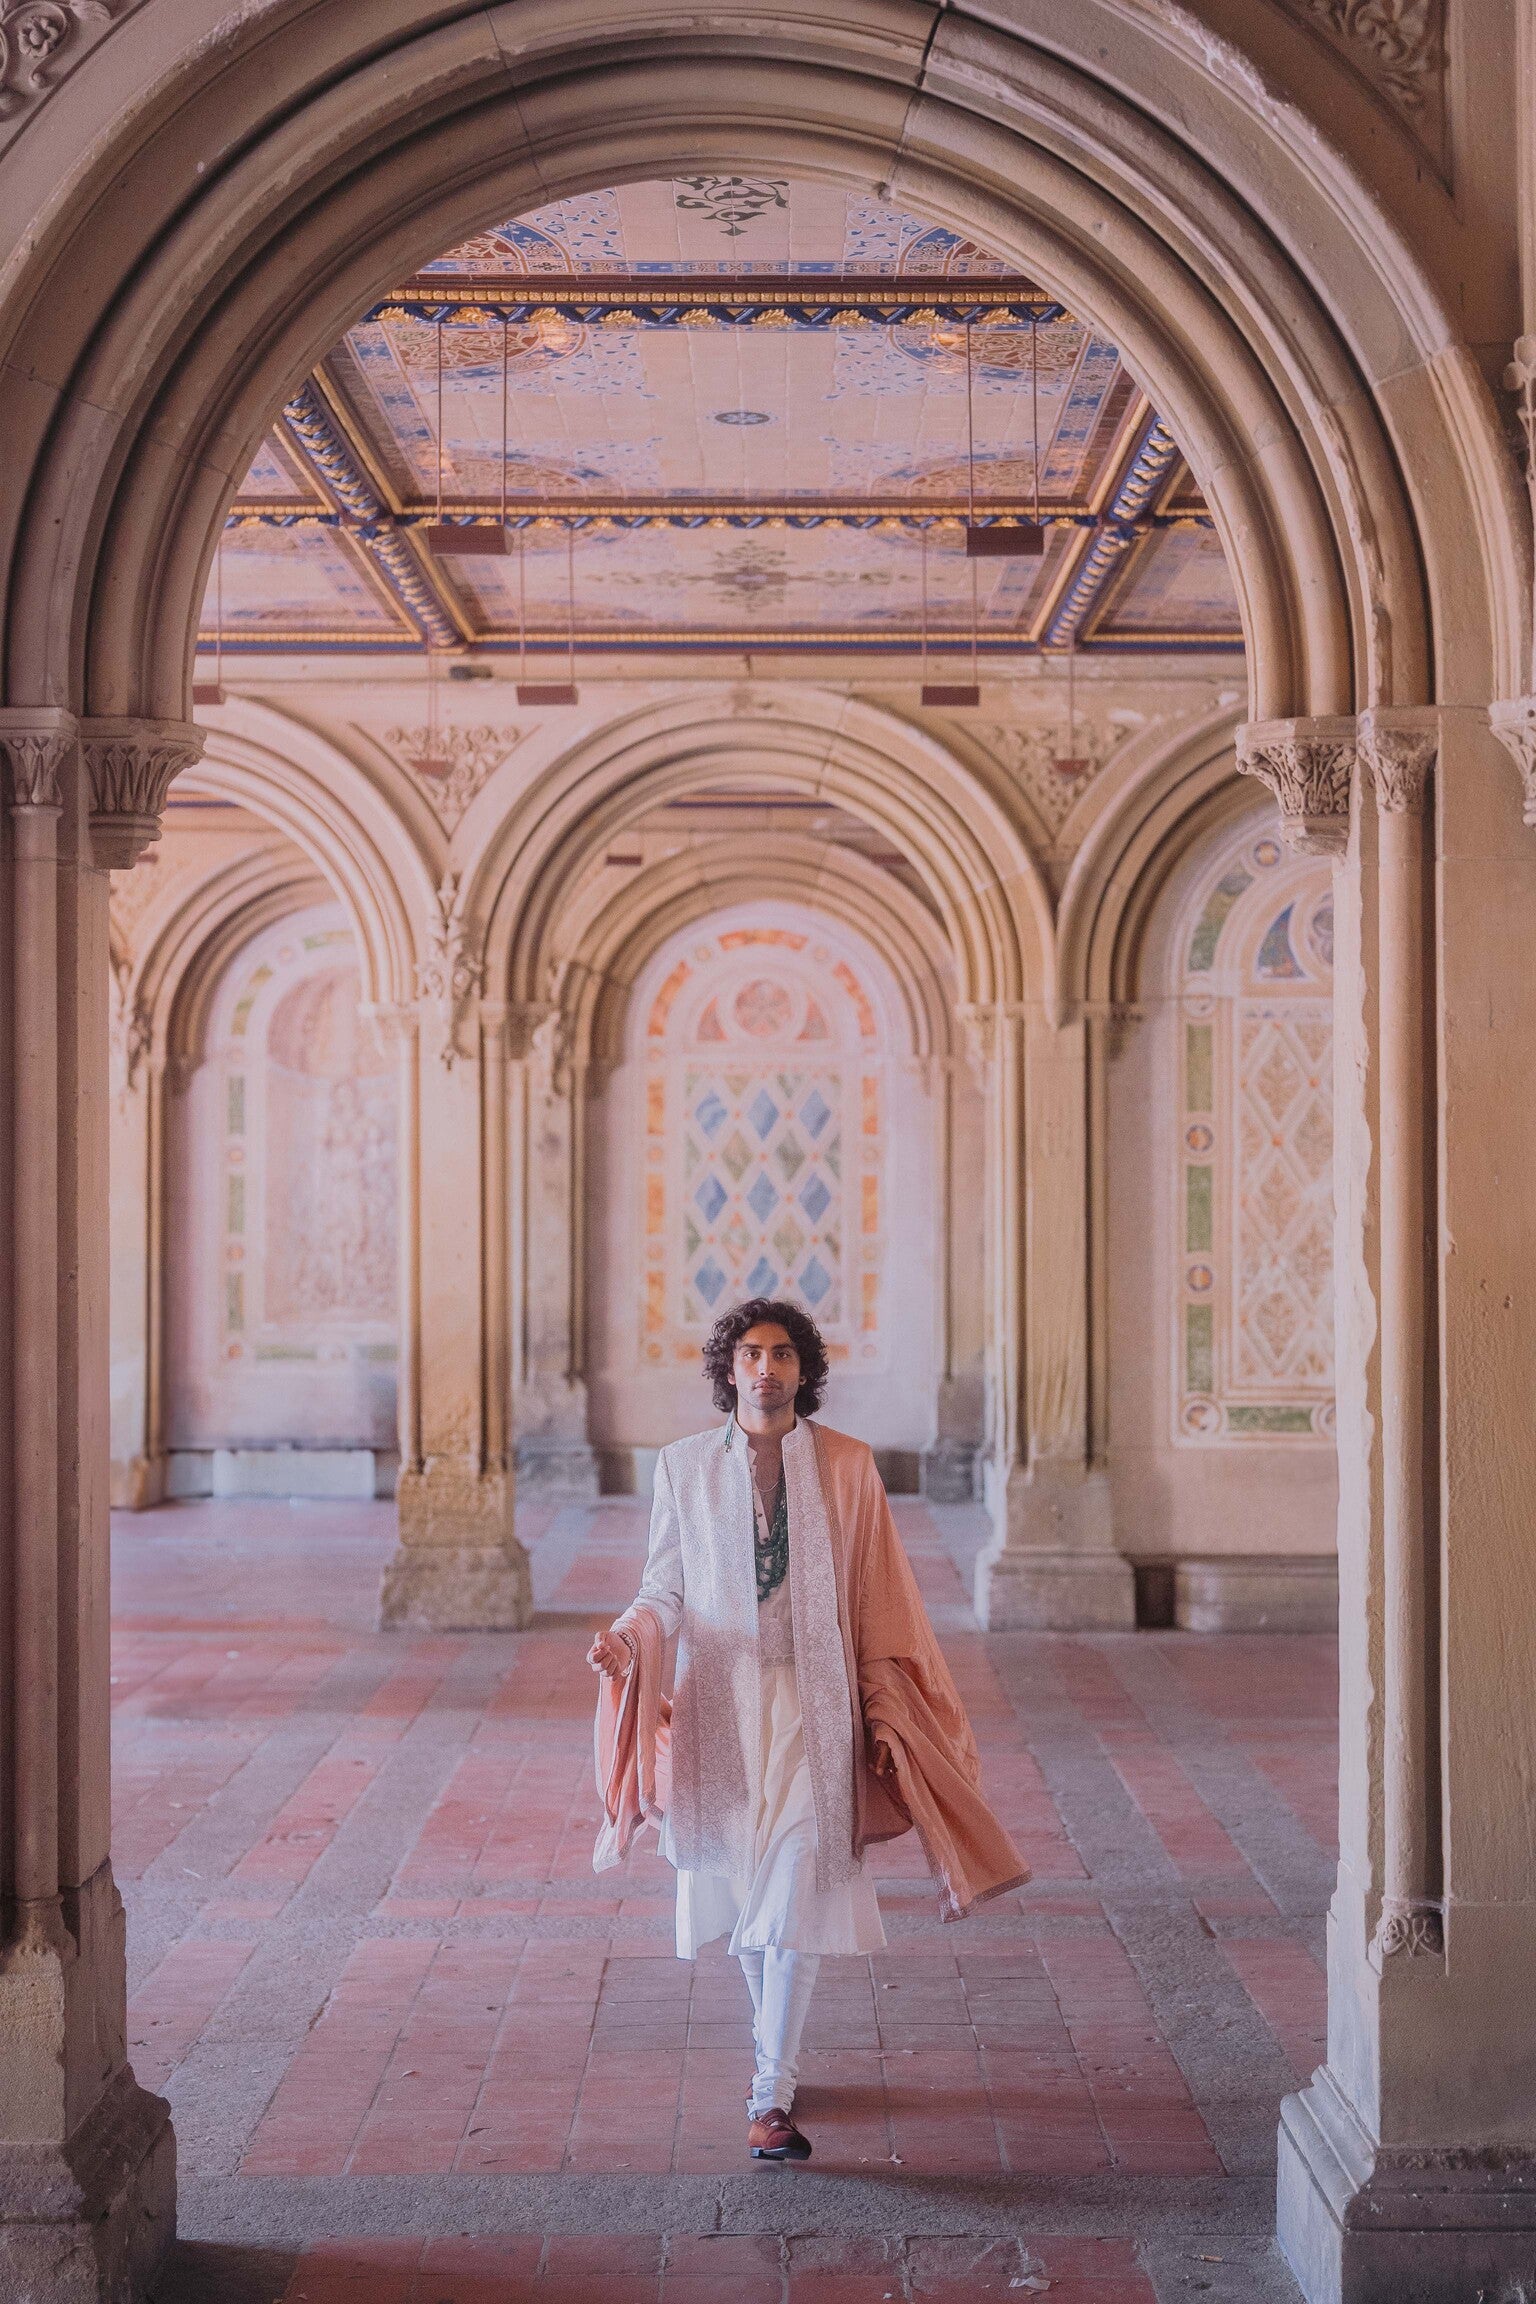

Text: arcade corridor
xmin=119 ymin=1499 xmax=1332 ymax=2303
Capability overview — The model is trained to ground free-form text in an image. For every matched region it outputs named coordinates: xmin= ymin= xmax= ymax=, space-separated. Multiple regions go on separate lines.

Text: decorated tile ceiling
xmin=204 ymin=179 xmax=1242 ymax=659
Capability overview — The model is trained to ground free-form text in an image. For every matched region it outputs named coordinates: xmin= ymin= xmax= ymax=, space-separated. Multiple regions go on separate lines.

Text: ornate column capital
xmin=361 ymin=1001 xmax=420 ymax=1061
xmin=1236 ymin=715 xmax=1357 ymax=854
xmin=1358 ymin=707 xmax=1438 ymax=814
xmin=1489 ymin=698 xmax=1536 ymax=828
xmin=0 ymin=708 xmax=74 ymax=816
xmin=80 ymin=717 xmax=204 ymax=869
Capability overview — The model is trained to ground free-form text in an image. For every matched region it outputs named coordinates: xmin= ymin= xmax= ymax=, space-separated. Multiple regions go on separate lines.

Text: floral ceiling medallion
xmin=673 ymin=176 xmax=791 ymax=239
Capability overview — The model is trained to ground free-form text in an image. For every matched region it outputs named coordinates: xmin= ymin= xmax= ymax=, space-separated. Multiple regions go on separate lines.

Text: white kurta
xmin=623 ymin=1418 xmax=885 ymax=1961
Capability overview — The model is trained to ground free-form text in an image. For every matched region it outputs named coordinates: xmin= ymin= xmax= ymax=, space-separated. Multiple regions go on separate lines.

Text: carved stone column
xmin=1357 ymin=710 xmax=1441 ymax=1964
xmin=377 ymin=898 xmax=531 ymax=1630
xmin=0 ymin=709 xmax=177 ymax=2299
xmin=507 ymin=1002 xmax=599 ymax=1498
xmin=108 ymin=964 xmax=168 ymax=1509
xmin=972 ymin=1003 xmax=1132 ymax=1630
xmin=1278 ymin=705 xmax=1536 ymax=2299
xmin=1236 ymin=715 xmax=1357 ymax=853
xmin=921 ymin=1050 xmax=986 ymax=1503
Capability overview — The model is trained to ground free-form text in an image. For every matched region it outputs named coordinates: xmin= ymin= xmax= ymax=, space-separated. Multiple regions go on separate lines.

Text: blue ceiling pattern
xmin=202 ymin=181 xmax=1242 ymax=659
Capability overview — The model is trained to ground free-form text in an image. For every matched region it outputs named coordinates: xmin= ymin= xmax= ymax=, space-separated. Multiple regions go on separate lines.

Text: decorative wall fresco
xmin=639 ymin=924 xmax=888 ymax=1368
xmin=1174 ymin=826 xmax=1335 ymax=1444
xmin=167 ymin=905 xmax=397 ymax=1450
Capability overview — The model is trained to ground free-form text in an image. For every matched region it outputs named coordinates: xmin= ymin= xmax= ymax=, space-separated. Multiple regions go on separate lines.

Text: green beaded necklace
xmin=755 ymin=1474 xmax=789 ymax=1603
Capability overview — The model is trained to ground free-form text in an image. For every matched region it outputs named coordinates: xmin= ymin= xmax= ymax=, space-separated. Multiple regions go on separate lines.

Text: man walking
xmin=589 ymin=1297 xmax=1025 ymax=2162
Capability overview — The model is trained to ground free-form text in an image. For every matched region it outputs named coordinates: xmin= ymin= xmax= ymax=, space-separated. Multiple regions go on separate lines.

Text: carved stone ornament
xmin=1236 ymin=716 xmax=1357 ymax=855
xmin=380 ymin=722 xmax=522 ymax=831
xmin=1357 ymin=709 xmax=1437 ymax=814
xmin=109 ymin=958 xmax=151 ymax=1092
xmin=1374 ymin=1897 xmax=1445 ymax=1960
xmin=82 ymin=717 xmax=205 ymax=870
xmin=0 ymin=0 xmax=131 ymax=145
xmin=416 ymin=873 xmax=484 ymax=1069
xmin=1286 ymin=0 xmax=1446 ymax=164
xmin=0 ymin=723 xmax=70 ymax=812
xmin=1489 ymin=698 xmax=1536 ymax=829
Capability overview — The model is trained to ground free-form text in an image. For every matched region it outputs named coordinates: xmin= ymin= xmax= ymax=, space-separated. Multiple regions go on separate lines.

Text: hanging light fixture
xmin=964 ymin=312 xmax=1044 ymax=559
xmin=518 ymin=520 xmax=579 ymax=706
xmin=921 ymin=519 xmax=980 ymax=709
xmin=424 ymin=314 xmax=508 ymax=556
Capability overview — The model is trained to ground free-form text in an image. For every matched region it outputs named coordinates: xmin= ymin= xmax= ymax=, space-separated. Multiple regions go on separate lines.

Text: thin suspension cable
xmin=965 ymin=319 xmax=976 ymax=529
xmin=566 ymin=524 xmax=576 ymax=684
xmin=435 ymin=320 xmax=444 ymax=524
xmin=1031 ymin=314 xmax=1041 ymax=528
xmin=215 ymin=525 xmax=224 ymax=697
xmin=920 ymin=523 xmax=929 ymax=683
xmin=500 ymin=316 xmax=510 ymax=533
xmin=970 ymin=546 xmax=979 ymax=692
xmin=518 ymin=529 xmax=527 ymax=683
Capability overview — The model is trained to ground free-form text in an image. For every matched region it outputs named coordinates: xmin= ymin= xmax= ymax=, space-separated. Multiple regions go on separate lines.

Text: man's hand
xmin=588 ymin=1627 xmax=631 ymax=1679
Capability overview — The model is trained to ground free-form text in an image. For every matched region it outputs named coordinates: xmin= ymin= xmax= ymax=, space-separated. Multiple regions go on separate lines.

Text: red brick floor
xmin=118 ymin=1498 xmax=1330 ymax=2303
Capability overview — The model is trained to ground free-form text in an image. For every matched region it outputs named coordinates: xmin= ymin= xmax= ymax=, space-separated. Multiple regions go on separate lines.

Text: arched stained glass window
xmin=1175 ymin=825 xmax=1335 ymax=1444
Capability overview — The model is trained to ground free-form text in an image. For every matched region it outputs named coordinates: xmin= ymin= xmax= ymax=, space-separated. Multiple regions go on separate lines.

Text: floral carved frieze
xmin=82 ymin=718 xmax=205 ymax=870
xmin=380 ymin=722 xmax=522 ymax=830
xmin=0 ymin=0 xmax=134 ymax=145
xmin=970 ymin=719 xmax=1116 ymax=837
xmin=1 ymin=727 xmax=69 ymax=812
xmin=1280 ymin=0 xmax=1446 ymax=164
xmin=1237 ymin=717 xmax=1357 ymax=856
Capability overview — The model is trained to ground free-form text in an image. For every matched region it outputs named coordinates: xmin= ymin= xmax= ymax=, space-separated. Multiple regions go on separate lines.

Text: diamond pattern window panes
xmin=683 ymin=1065 xmax=844 ymax=1323
xmin=637 ymin=922 xmax=888 ymax=1366
xmin=1175 ymin=832 xmax=1335 ymax=1445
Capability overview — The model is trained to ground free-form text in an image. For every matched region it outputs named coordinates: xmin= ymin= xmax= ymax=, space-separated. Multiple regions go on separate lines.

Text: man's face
xmin=732 ymin=1323 xmax=801 ymax=1416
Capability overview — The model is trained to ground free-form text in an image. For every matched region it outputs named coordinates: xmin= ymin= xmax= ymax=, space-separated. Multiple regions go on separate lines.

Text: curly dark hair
xmin=702 ymin=1297 xmax=830 ymax=1417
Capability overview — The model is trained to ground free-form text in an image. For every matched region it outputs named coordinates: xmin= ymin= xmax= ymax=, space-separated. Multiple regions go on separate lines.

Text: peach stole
xmin=594 ymin=1421 xmax=1027 ymax=1921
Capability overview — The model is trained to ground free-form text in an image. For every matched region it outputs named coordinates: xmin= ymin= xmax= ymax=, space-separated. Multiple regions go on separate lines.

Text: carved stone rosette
xmin=82 ymin=717 xmax=205 ymax=869
xmin=1236 ymin=716 xmax=1357 ymax=854
xmin=1489 ymin=698 xmax=1536 ymax=829
xmin=1358 ymin=707 xmax=1437 ymax=814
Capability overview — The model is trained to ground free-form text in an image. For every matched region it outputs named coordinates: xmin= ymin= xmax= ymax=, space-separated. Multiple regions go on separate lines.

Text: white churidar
xmin=739 ymin=1944 xmax=822 ymax=2116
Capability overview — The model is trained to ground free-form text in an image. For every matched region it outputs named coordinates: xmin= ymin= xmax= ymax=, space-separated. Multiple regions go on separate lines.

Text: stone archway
xmin=0 ymin=12 xmax=1532 ymax=2303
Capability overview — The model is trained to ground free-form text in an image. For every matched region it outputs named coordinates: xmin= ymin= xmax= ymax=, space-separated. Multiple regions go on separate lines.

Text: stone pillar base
xmin=919 ymin=1442 xmax=978 ymax=1504
xmin=1278 ymin=2068 xmax=1536 ymax=2304
xmin=514 ymin=1438 xmax=600 ymax=1500
xmin=379 ymin=1461 xmax=532 ymax=1630
xmin=0 ymin=2066 xmax=175 ymax=2304
xmin=107 ymin=1453 xmax=166 ymax=1512
xmin=975 ymin=1465 xmax=1135 ymax=1630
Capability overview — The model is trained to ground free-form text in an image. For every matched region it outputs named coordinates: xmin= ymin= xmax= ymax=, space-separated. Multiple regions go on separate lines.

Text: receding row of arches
xmin=108 ymin=689 xmax=1336 ymax=1631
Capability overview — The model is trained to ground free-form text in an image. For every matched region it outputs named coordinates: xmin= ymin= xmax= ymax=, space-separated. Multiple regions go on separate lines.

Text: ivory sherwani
xmin=604 ymin=1414 xmax=1027 ymax=1949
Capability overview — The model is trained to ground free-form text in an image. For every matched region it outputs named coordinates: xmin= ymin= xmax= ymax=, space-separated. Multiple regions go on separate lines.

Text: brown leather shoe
xmin=748 ymin=2106 xmax=812 ymax=2162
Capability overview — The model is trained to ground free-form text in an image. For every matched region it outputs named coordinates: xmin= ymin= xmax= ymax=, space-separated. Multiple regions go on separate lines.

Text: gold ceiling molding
xmin=1281 ymin=0 xmax=1447 ymax=165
